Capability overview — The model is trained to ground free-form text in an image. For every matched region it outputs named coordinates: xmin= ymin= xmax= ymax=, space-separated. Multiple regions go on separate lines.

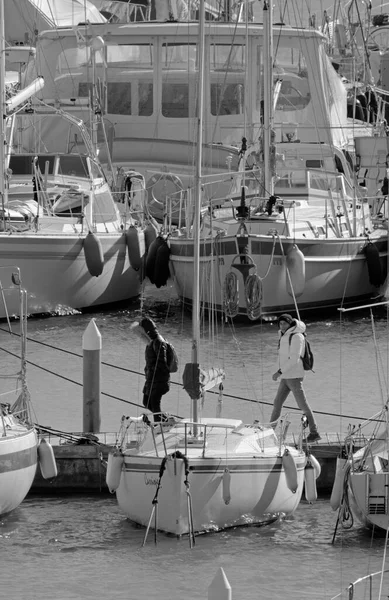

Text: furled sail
xmin=182 ymin=363 xmax=225 ymax=400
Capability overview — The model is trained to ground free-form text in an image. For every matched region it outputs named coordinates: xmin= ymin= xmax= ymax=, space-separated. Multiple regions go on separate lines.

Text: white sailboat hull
xmin=349 ymin=471 xmax=389 ymax=532
xmin=117 ymin=454 xmax=305 ymax=535
xmin=169 ymin=233 xmax=387 ymax=318
xmin=0 ymin=428 xmax=38 ymax=516
xmin=114 ymin=418 xmax=307 ymax=536
xmin=0 ymin=233 xmax=141 ymax=317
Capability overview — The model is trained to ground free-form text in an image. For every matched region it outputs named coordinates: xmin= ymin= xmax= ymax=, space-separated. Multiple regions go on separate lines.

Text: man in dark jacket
xmin=138 ymin=316 xmax=170 ymax=422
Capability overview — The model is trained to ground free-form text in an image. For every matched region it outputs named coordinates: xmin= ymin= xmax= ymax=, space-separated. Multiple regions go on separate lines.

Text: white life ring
xmin=146 ymin=173 xmax=183 ymax=221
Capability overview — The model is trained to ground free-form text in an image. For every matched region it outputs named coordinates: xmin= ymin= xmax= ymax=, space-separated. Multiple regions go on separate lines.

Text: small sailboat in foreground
xmin=106 ymin=0 xmax=314 ymax=539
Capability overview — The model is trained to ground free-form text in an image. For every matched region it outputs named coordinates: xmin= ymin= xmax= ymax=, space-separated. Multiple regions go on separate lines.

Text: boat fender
xmin=356 ymin=93 xmax=368 ymax=121
xmin=83 ymin=231 xmax=104 ymax=277
xmin=222 ymin=467 xmax=231 ymax=505
xmin=309 ymin=454 xmax=321 ymax=479
xmin=106 ymin=451 xmax=124 ymax=493
xmin=304 ymin=461 xmax=317 ymax=503
xmin=145 ymin=235 xmax=166 ymax=284
xmin=330 ymin=457 xmax=348 ymax=511
xmin=153 ymin=238 xmax=171 ymax=288
xmin=125 ymin=225 xmax=142 ymax=271
xmin=286 ymin=244 xmax=305 ymax=297
xmin=364 ymin=242 xmax=383 ymax=287
xmin=144 ymin=221 xmax=158 ymax=252
xmin=38 ymin=438 xmax=58 ymax=480
xmin=282 ymin=449 xmax=298 ymax=493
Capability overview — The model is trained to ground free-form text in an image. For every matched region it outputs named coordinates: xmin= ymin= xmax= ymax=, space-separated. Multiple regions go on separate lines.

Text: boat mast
xmin=0 ymin=0 xmax=7 ymax=226
xmin=191 ymin=0 xmax=206 ymax=427
xmin=263 ymin=0 xmax=274 ymax=196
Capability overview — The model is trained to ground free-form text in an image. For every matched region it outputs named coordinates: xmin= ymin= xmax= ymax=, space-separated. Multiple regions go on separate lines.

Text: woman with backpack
xmin=269 ymin=313 xmax=321 ymax=444
xmin=133 ymin=316 xmax=178 ymax=423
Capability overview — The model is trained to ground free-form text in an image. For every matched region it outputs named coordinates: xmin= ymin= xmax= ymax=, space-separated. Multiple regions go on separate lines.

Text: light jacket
xmin=277 ymin=319 xmax=306 ymax=379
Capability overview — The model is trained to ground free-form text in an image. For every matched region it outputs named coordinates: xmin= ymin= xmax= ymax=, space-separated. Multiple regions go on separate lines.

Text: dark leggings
xmin=143 ymin=387 xmax=165 ymax=422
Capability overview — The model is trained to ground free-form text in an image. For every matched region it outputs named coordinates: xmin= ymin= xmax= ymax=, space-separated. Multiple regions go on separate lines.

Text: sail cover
xmin=183 ymin=363 xmax=225 ymax=400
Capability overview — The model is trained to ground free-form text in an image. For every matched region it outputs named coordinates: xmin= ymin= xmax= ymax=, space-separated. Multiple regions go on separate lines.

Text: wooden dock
xmin=30 ymin=432 xmax=354 ymax=495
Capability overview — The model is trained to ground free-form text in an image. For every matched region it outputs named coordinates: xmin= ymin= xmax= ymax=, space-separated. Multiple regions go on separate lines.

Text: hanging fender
xmin=282 ymin=449 xmax=298 ymax=493
xmin=286 ymin=244 xmax=305 ymax=297
xmin=153 ymin=238 xmax=171 ymax=288
xmin=364 ymin=242 xmax=383 ymax=287
xmin=222 ymin=468 xmax=231 ymax=505
xmin=146 ymin=235 xmax=166 ymax=284
xmin=125 ymin=225 xmax=143 ymax=271
xmin=309 ymin=454 xmax=321 ymax=479
xmin=83 ymin=231 xmax=104 ymax=277
xmin=330 ymin=457 xmax=348 ymax=511
xmin=144 ymin=221 xmax=159 ymax=252
xmin=304 ymin=461 xmax=317 ymax=503
xmin=38 ymin=438 xmax=58 ymax=480
xmin=106 ymin=451 xmax=124 ymax=493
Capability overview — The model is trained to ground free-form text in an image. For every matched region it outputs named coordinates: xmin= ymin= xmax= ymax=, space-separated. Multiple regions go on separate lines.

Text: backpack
xmin=289 ymin=333 xmax=314 ymax=372
xmin=166 ymin=341 xmax=179 ymax=373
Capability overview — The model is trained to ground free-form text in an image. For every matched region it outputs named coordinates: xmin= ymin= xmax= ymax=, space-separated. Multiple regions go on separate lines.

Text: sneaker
xmin=306 ymin=431 xmax=321 ymax=443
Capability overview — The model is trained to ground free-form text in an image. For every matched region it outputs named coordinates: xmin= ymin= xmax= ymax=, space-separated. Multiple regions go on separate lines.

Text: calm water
xmin=1 ymin=282 xmax=389 ymax=599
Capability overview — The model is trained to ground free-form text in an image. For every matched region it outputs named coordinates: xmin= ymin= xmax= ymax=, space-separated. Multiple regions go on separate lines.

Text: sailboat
xmin=165 ymin=2 xmax=389 ymax=320
xmin=0 ymin=7 xmax=151 ymax=319
xmin=329 ymin=301 xmax=389 ymax=535
xmin=0 ymin=266 xmax=38 ymax=516
xmin=105 ymin=0 xmax=311 ymax=539
xmin=331 ymin=569 xmax=389 ymax=600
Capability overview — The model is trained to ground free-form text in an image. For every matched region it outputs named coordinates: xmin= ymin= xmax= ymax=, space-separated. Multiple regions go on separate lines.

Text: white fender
xmin=282 ymin=449 xmax=298 ymax=493
xmin=286 ymin=244 xmax=305 ymax=297
xmin=330 ymin=457 xmax=348 ymax=511
xmin=125 ymin=225 xmax=142 ymax=271
xmin=222 ymin=468 xmax=231 ymax=505
xmin=304 ymin=462 xmax=317 ymax=503
xmin=309 ymin=454 xmax=321 ymax=479
xmin=38 ymin=438 xmax=58 ymax=480
xmin=106 ymin=451 xmax=124 ymax=493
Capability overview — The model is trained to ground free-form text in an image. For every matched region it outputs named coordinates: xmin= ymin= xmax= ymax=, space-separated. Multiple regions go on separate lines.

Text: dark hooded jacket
xmin=140 ymin=318 xmax=170 ymax=394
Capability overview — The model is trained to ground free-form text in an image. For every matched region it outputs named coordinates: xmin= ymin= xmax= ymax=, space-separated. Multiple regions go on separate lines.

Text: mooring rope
xmin=245 ymin=273 xmax=263 ymax=321
xmin=223 ymin=271 xmax=239 ymax=318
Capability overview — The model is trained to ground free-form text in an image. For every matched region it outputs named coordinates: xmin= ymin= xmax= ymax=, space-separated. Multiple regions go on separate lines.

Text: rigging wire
xmin=0 ymin=327 xmax=383 ymax=423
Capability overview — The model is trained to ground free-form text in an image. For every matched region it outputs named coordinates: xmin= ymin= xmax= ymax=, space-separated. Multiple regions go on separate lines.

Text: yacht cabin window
xmin=210 ymin=44 xmax=245 ymax=116
xmin=161 ymin=43 xmax=197 ymax=118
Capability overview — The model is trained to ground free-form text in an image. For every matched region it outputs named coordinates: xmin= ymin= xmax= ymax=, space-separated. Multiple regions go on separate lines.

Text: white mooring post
xmin=82 ymin=318 xmax=101 ymax=433
xmin=208 ymin=568 xmax=232 ymax=600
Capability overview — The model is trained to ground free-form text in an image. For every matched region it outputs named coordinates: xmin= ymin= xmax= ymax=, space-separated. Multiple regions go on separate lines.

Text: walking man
xmin=270 ymin=313 xmax=321 ymax=443
xmin=134 ymin=316 xmax=171 ymax=422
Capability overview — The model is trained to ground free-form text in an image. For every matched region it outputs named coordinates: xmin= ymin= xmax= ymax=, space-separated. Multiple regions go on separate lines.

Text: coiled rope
xmin=245 ymin=273 xmax=263 ymax=321
xmin=223 ymin=271 xmax=239 ymax=318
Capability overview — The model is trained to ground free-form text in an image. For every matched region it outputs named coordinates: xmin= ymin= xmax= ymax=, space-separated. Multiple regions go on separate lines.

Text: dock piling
xmin=82 ymin=318 xmax=101 ymax=433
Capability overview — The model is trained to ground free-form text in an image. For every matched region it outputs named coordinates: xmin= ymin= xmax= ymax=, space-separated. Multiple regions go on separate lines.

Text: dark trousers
xmin=142 ymin=385 xmax=167 ymax=422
